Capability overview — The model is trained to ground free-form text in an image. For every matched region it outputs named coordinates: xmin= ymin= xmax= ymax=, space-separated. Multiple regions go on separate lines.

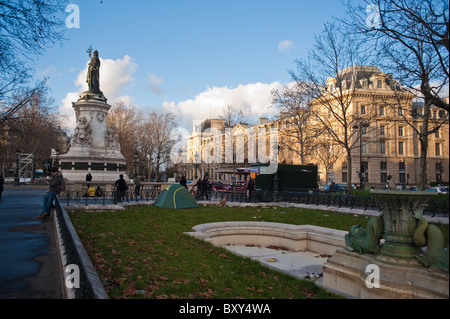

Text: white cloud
xmin=278 ymin=40 xmax=294 ymax=52
xmin=59 ymin=55 xmax=137 ymax=132
xmin=161 ymin=82 xmax=286 ymax=131
xmin=148 ymin=73 xmax=164 ymax=94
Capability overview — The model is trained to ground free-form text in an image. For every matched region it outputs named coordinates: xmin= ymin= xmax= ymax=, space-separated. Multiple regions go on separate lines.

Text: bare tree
xmin=107 ymin=101 xmax=143 ymax=170
xmin=148 ymin=111 xmax=177 ymax=180
xmin=271 ymin=83 xmax=321 ymax=165
xmin=290 ymin=22 xmax=370 ymax=192
xmin=1 ymin=0 xmax=68 ymax=123
xmin=342 ymin=0 xmax=449 ymax=189
xmin=342 ymin=0 xmax=449 ymax=112
xmin=0 ymin=85 xmax=64 ymax=175
xmin=219 ymin=105 xmax=246 ymax=127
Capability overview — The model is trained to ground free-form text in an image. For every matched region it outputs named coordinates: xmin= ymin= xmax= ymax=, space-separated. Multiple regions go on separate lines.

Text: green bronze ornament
xmin=345 ymin=213 xmax=384 ymax=254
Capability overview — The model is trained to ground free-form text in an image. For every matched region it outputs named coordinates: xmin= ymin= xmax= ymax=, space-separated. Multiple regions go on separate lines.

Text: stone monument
xmin=57 ymin=49 xmax=128 ymax=182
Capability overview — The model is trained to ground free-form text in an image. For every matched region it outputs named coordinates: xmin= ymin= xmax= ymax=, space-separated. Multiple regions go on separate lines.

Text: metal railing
xmin=61 ymin=186 xmax=448 ymax=217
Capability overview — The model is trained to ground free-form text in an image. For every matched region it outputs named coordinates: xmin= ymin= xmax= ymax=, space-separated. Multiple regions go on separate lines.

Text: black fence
xmin=62 ymin=186 xmax=449 ymax=217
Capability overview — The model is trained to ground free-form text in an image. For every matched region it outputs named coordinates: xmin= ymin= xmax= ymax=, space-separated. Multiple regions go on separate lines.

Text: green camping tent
xmin=154 ymin=184 xmax=199 ymax=209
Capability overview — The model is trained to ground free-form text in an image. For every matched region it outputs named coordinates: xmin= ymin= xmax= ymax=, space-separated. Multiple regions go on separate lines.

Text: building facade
xmin=185 ymin=66 xmax=449 ymax=189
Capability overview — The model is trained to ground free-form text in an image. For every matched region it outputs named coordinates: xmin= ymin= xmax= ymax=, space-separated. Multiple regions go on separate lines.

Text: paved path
xmin=0 ymin=184 xmax=63 ymax=299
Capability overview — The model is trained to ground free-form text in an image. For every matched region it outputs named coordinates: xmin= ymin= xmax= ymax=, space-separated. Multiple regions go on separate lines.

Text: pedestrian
xmin=37 ymin=167 xmax=64 ymax=219
xmin=194 ymin=178 xmax=202 ymax=199
xmin=246 ymin=178 xmax=255 ymax=201
xmin=134 ymin=175 xmax=141 ymax=197
xmin=114 ymin=174 xmax=128 ymax=202
xmin=95 ymin=185 xmax=103 ymax=197
xmin=0 ymin=175 xmax=4 ymax=200
xmin=201 ymin=176 xmax=209 ymax=200
xmin=180 ymin=175 xmax=187 ymax=188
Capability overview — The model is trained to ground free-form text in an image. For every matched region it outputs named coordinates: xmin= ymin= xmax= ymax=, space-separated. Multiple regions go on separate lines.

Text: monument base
xmin=56 ymin=93 xmax=128 ymax=183
xmin=323 ymin=249 xmax=449 ymax=299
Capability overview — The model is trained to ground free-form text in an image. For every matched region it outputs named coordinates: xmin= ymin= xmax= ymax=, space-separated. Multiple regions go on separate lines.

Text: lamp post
xmin=352 ymin=122 xmax=369 ymax=189
xmin=13 ymin=149 xmax=21 ymax=186
xmin=134 ymin=151 xmax=138 ymax=179
xmin=54 ymin=146 xmax=60 ymax=169
xmin=194 ymin=152 xmax=199 ymax=180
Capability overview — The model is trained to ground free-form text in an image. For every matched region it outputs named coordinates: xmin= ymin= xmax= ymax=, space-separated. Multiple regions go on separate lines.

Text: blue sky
xmin=33 ymin=0 xmax=350 ymax=132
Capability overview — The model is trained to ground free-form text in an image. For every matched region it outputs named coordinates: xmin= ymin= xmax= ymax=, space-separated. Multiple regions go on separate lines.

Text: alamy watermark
xmin=170 ymin=121 xmax=279 ymax=175
xmin=365 ymin=263 xmax=380 ymax=289
xmin=65 ymin=264 xmax=80 ymax=289
xmin=65 ymin=4 xmax=80 ymax=29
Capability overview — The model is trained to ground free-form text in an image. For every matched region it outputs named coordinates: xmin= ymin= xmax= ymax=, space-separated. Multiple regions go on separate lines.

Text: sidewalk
xmin=0 ymin=184 xmax=63 ymax=299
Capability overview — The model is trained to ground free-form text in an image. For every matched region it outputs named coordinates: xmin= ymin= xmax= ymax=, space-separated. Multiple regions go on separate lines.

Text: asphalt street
xmin=0 ymin=184 xmax=62 ymax=299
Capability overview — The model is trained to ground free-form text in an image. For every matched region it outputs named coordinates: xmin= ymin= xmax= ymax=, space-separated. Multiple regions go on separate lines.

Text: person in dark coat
xmin=194 ymin=178 xmax=202 ymax=199
xmin=37 ymin=167 xmax=64 ymax=219
xmin=114 ymin=174 xmax=128 ymax=202
xmin=246 ymin=178 xmax=255 ymax=201
xmin=180 ymin=175 xmax=187 ymax=188
xmin=201 ymin=177 xmax=209 ymax=200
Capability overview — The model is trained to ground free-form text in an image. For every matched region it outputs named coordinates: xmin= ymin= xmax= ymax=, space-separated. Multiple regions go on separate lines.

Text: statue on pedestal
xmin=79 ymin=47 xmax=106 ymax=102
xmin=87 ymin=49 xmax=101 ymax=93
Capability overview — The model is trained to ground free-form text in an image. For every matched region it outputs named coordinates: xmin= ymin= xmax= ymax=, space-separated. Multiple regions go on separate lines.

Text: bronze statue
xmin=87 ymin=49 xmax=101 ymax=93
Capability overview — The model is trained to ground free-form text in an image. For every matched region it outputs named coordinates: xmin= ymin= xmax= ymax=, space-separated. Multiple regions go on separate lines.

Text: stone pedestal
xmin=323 ymin=249 xmax=449 ymax=299
xmin=57 ymin=93 xmax=128 ymax=182
xmin=373 ymin=190 xmax=434 ymax=266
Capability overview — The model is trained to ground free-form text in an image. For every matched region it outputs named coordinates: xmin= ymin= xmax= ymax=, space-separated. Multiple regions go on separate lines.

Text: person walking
xmin=37 ymin=167 xmax=64 ymax=219
xmin=194 ymin=178 xmax=202 ymax=199
xmin=201 ymin=176 xmax=209 ymax=200
xmin=246 ymin=178 xmax=255 ymax=202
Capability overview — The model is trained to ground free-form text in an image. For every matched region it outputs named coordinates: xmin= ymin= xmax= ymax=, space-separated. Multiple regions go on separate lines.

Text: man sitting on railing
xmin=36 ymin=167 xmax=65 ymax=219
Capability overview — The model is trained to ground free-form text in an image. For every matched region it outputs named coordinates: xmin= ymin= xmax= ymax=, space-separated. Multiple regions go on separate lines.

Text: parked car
xmin=426 ymin=186 xmax=449 ymax=194
xmin=210 ymin=181 xmax=224 ymax=191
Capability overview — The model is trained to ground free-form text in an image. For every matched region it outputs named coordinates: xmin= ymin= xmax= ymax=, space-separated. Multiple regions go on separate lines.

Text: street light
xmin=134 ymin=151 xmax=138 ymax=179
xmin=194 ymin=152 xmax=199 ymax=179
xmin=353 ymin=122 xmax=370 ymax=189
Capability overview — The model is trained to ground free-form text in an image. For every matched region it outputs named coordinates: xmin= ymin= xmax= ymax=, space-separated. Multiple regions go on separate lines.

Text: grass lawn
xmin=68 ymin=204 xmax=449 ymax=299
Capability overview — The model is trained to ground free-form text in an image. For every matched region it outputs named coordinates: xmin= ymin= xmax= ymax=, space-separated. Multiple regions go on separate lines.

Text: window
xmin=435 ymin=130 xmax=440 ymax=138
xmin=377 ymin=79 xmax=383 ymax=88
xmin=362 ymin=79 xmax=368 ymax=88
xmin=436 ymin=163 xmax=443 ymax=183
xmin=380 ymin=162 xmax=387 ymax=183
xmin=380 ymin=141 xmax=386 ymax=154
xmin=380 ymin=125 xmax=385 ymax=135
xmin=398 ymin=108 xmax=403 ymax=116
xmin=379 ymin=106 xmax=385 ymax=116
xmin=342 ymin=161 xmax=348 ymax=183
xmin=435 ymin=143 xmax=441 ymax=156
xmin=361 ymin=141 xmax=368 ymax=154
xmin=399 ymin=162 xmax=406 ymax=183
xmin=398 ymin=126 xmax=404 ymax=136
xmin=398 ymin=141 xmax=404 ymax=155
xmin=361 ymin=105 xmax=366 ymax=115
